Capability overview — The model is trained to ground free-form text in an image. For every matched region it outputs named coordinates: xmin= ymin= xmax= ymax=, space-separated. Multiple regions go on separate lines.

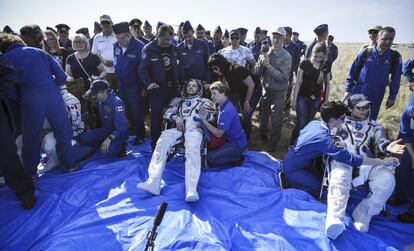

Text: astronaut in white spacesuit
xmin=16 ymin=85 xmax=85 ymax=174
xmin=137 ymin=79 xmax=215 ymax=202
xmin=325 ymin=94 xmax=403 ymax=239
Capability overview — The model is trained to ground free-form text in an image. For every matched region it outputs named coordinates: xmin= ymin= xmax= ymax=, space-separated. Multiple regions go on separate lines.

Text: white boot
xmin=185 ymin=191 xmax=199 ymax=202
xmin=137 ymin=178 xmax=161 ymax=195
xmin=325 ymin=216 xmax=345 ymax=239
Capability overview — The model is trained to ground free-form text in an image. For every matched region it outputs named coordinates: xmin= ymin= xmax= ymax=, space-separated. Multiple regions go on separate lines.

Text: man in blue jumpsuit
xmin=282 ymin=101 xmax=395 ymax=198
xmin=78 ymin=80 xmax=128 ymax=156
xmin=113 ymin=22 xmax=146 ymax=145
xmin=345 ymin=26 xmax=402 ymax=120
xmin=177 ymin=21 xmax=211 ymax=84
xmin=283 ymin=26 xmax=301 ymax=111
xmin=1 ymin=33 xmax=77 ymax=176
xmin=248 ymin=27 xmax=263 ymax=61
xmin=139 ymin=24 xmax=183 ymax=150
xmin=305 ymin=24 xmax=328 ymax=59
xmin=395 ymin=105 xmax=414 ymax=223
xmin=403 ymin=57 xmax=414 ymax=107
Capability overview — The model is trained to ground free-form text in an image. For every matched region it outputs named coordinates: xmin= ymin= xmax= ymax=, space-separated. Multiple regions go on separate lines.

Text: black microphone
xmin=153 ymin=202 xmax=168 ymax=227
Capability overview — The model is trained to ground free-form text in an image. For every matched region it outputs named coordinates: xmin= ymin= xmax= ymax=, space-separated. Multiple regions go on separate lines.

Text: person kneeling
xmin=137 ymin=79 xmax=215 ymax=202
xmin=200 ymin=81 xmax=247 ymax=167
xmin=77 ymin=80 xmax=129 ymax=157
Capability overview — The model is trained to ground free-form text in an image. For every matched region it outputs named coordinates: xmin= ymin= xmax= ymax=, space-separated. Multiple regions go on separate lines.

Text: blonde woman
xmin=43 ymin=30 xmax=69 ymax=69
xmin=290 ymin=42 xmax=330 ymax=144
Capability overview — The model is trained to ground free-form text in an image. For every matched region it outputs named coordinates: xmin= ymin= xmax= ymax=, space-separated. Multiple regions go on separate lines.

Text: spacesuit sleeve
xmin=371 ymin=121 xmax=390 ymax=153
xmin=403 ymin=59 xmax=414 ymax=83
xmin=325 ymin=136 xmax=364 ymax=167
xmin=201 ymin=98 xmax=215 ymax=122
xmin=163 ymin=97 xmax=180 ymax=121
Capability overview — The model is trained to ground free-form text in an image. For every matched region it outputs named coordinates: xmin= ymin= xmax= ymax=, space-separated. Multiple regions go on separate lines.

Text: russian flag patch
xmin=116 ymin=106 xmax=124 ymax=112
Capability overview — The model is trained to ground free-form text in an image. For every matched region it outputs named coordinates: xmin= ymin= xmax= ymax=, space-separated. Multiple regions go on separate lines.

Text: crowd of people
xmin=1 ymin=14 xmax=414 ymax=240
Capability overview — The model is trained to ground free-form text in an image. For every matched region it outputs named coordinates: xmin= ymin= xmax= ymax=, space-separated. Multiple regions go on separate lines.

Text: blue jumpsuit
xmin=78 ymin=91 xmax=128 ymax=155
xmin=283 ymin=120 xmax=363 ymax=195
xmin=4 ymin=43 xmax=74 ymax=175
xmin=177 ymin=38 xmax=211 ymax=83
xmin=327 ymin=43 xmax=338 ymax=63
xmin=345 ymin=46 xmax=402 ymax=120
xmin=138 ymin=39 xmax=183 ymax=148
xmin=114 ymin=37 xmax=146 ymax=140
xmin=403 ymin=58 xmax=414 ymax=107
xmin=396 ymin=105 xmax=414 ymax=216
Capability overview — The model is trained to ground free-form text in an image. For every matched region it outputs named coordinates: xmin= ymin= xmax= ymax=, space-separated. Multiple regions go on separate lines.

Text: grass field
xmin=249 ymin=42 xmax=414 ymax=159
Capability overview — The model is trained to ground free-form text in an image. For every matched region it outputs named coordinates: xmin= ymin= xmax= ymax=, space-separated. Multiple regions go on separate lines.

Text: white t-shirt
xmin=218 ymin=46 xmax=254 ymax=67
xmin=91 ymin=32 xmax=117 ymax=73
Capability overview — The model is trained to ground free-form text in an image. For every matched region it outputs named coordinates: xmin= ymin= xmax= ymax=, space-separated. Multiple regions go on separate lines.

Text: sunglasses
xmin=355 ymin=105 xmax=370 ymax=110
xmin=101 ymin=21 xmax=111 ymax=25
xmin=230 ymin=36 xmax=240 ymax=40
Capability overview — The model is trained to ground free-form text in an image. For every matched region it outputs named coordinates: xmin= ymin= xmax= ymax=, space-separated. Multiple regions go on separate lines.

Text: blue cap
xmin=284 ymin=26 xmax=292 ymax=34
xmin=113 ymin=22 xmax=130 ymax=35
xmin=55 ymin=24 xmax=70 ymax=32
xmin=156 ymin=21 xmax=165 ymax=31
xmin=238 ymin=27 xmax=248 ymax=35
xmin=224 ymin=29 xmax=229 ymax=38
xmin=314 ymin=24 xmax=328 ymax=35
xmin=182 ymin=21 xmax=193 ymax=33
xmin=87 ymin=80 xmax=109 ymax=95
xmin=76 ymin=28 xmax=89 ymax=34
xmin=144 ymin=20 xmax=151 ymax=27
xmin=213 ymin=26 xmax=222 ymax=34
xmin=292 ymin=31 xmax=299 ymax=36
xmin=196 ymin=24 xmax=205 ymax=31
xmin=254 ymin=27 xmax=261 ymax=34
xmin=94 ymin=21 xmax=102 ymax=32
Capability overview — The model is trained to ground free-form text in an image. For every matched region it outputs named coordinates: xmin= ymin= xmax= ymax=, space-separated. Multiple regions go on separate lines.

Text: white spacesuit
xmin=137 ymin=79 xmax=215 ymax=202
xmin=16 ymin=85 xmax=84 ymax=174
xmin=325 ymin=95 xmax=396 ymax=239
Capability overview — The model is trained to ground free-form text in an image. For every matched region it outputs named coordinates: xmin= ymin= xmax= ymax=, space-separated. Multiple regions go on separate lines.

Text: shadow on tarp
xmin=0 ymin=139 xmax=413 ymax=250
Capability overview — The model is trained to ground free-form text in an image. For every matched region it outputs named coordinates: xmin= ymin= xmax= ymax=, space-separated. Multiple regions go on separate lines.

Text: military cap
xmin=292 ymin=31 xmax=299 ymax=36
xmin=129 ymin=19 xmax=142 ymax=27
xmin=113 ymin=22 xmax=130 ymax=35
xmin=94 ymin=21 xmax=102 ymax=32
xmin=238 ymin=28 xmax=248 ymax=35
xmin=76 ymin=28 xmax=89 ymax=35
xmin=156 ymin=21 xmax=165 ymax=31
xmin=196 ymin=24 xmax=205 ymax=31
xmin=284 ymin=26 xmax=292 ymax=34
xmin=55 ymin=24 xmax=70 ymax=32
xmin=143 ymin=20 xmax=151 ymax=28
xmin=254 ymin=27 xmax=261 ymax=34
xmin=46 ymin=26 xmax=57 ymax=34
xmin=100 ymin=14 xmax=112 ymax=24
xmin=3 ymin=25 xmax=17 ymax=35
xmin=182 ymin=21 xmax=193 ymax=33
xmin=224 ymin=29 xmax=229 ymax=38
xmin=213 ymin=26 xmax=222 ymax=34
xmin=313 ymin=24 xmax=328 ymax=35
xmin=261 ymin=29 xmax=268 ymax=35
xmin=368 ymin=25 xmax=382 ymax=34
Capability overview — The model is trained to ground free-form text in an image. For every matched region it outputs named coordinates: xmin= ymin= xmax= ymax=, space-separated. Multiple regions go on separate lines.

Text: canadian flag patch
xmin=116 ymin=106 xmax=124 ymax=112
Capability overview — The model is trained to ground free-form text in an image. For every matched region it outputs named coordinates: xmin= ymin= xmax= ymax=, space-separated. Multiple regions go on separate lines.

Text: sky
xmin=1 ymin=0 xmax=413 ymax=43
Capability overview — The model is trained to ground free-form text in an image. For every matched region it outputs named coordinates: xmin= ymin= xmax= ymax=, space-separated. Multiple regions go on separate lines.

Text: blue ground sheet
xmin=1 ymin=140 xmax=413 ymax=250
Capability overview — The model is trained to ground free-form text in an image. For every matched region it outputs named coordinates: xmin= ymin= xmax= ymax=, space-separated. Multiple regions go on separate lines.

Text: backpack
xmin=354 ymin=47 xmax=400 ymax=81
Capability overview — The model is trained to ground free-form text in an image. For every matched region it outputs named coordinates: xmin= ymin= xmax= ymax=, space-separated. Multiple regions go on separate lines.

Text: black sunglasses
xmin=230 ymin=36 xmax=240 ymax=40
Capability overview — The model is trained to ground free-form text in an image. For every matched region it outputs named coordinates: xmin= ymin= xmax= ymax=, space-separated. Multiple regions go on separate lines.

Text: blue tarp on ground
xmin=1 ymin=140 xmax=413 ymax=250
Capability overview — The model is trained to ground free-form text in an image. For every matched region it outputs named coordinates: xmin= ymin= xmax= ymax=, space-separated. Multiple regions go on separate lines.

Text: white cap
xmin=272 ymin=27 xmax=286 ymax=37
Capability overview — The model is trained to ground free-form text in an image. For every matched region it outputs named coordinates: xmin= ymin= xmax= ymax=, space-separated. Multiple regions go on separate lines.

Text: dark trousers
xmin=119 ymin=89 xmax=145 ymax=140
xmin=0 ymin=100 xmax=34 ymax=198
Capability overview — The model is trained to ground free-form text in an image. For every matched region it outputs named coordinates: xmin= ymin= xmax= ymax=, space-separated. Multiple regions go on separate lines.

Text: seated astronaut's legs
xmin=325 ymin=160 xmax=352 ymax=240
xmin=137 ymin=129 xmax=182 ymax=195
xmin=207 ymin=143 xmax=244 ymax=167
xmin=352 ymin=166 xmax=395 ymax=232
xmin=183 ymin=129 xmax=203 ymax=202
